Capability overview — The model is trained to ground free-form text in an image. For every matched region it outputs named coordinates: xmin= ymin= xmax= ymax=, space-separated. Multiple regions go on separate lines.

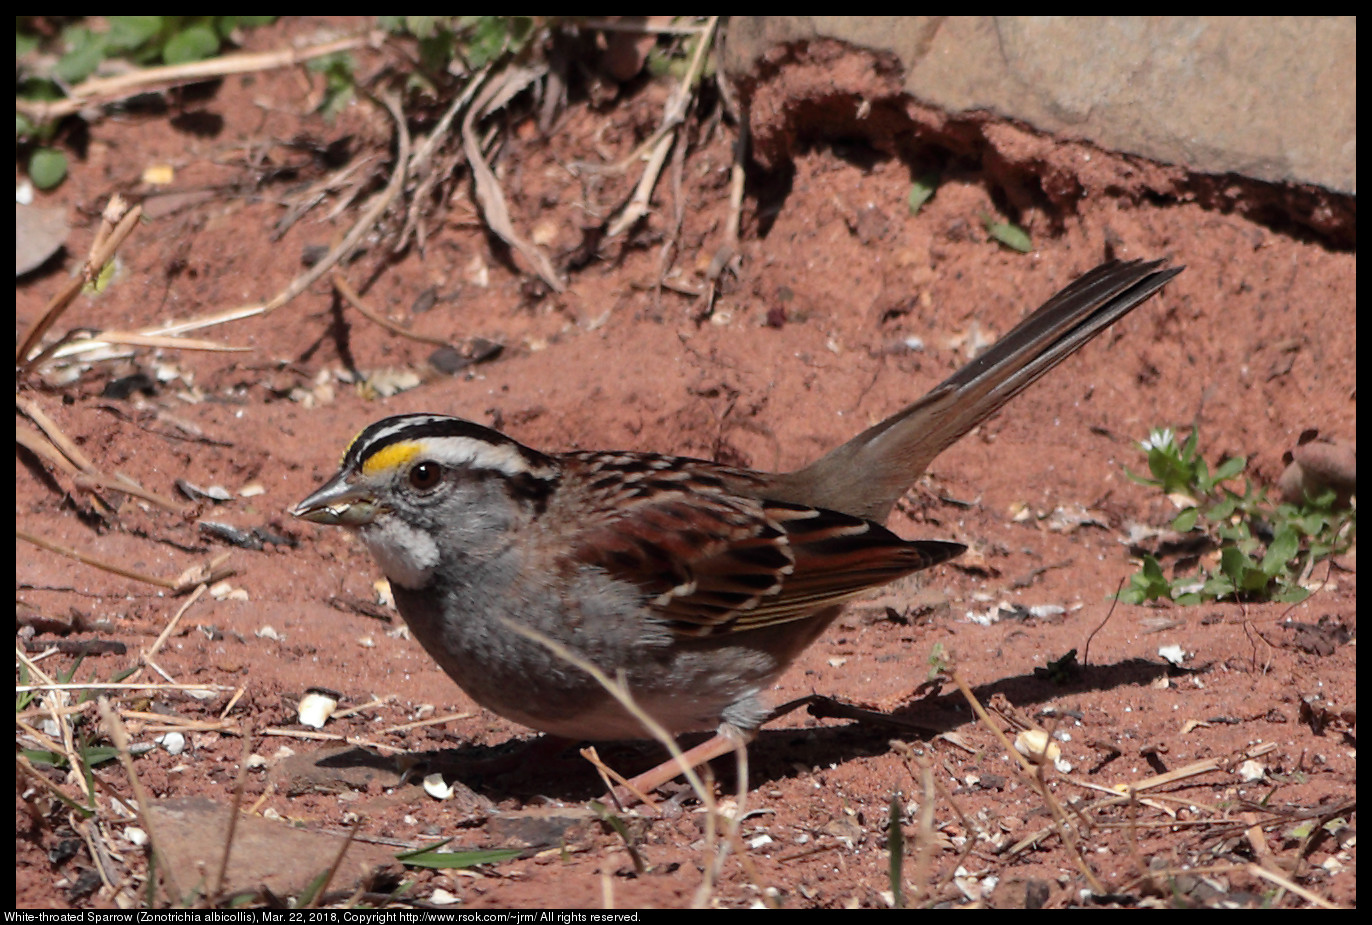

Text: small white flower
xmin=1139 ymin=428 xmax=1175 ymax=452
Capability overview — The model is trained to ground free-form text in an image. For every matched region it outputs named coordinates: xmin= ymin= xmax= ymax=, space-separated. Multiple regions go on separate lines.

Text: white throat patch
xmin=359 ymin=517 xmax=440 ymax=589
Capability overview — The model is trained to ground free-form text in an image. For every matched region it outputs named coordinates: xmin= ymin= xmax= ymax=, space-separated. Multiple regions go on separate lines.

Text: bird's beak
xmin=292 ymin=476 xmax=380 ymax=527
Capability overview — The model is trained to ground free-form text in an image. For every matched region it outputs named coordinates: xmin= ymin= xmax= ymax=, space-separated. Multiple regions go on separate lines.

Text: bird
xmin=293 ymin=258 xmax=1182 ymax=797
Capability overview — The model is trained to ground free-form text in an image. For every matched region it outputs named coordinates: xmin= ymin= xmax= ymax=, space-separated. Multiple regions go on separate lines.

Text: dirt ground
xmin=16 ymin=22 xmax=1356 ymax=909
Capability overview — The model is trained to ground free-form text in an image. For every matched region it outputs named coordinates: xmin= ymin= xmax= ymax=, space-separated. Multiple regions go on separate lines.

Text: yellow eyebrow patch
xmin=361 ymin=440 xmax=423 ymax=476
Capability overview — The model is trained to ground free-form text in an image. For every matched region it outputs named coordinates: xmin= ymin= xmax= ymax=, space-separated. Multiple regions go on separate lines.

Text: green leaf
xmin=400 ymin=847 xmax=522 ymax=870
xmin=107 ymin=16 xmax=164 ymax=53
xmin=465 ymin=16 xmax=511 ymax=68
xmin=1211 ymin=455 xmax=1247 ymax=483
xmin=1293 ymin=509 xmax=1332 ymax=536
xmin=216 ymin=16 xmax=277 ymax=39
xmin=163 ymin=24 xmax=220 ymax=64
xmin=588 ymin=801 xmax=646 ymax=874
xmin=985 ymin=220 xmax=1032 ymax=253
xmin=56 ymin=27 xmax=108 ymax=84
xmin=1207 ymin=493 xmax=1239 ymax=521
xmin=418 ymin=31 xmax=458 ymax=74
xmin=291 ymin=867 xmax=332 ymax=908
xmin=1216 ymin=520 xmax=1250 ymax=545
xmin=1146 ymin=445 xmax=1194 ymax=492
xmin=1193 ymin=457 xmax=1211 ymax=490
xmin=1219 ymin=546 xmax=1248 ymax=584
xmin=22 ymin=745 xmax=119 ymax=768
xmin=925 ymin=641 xmax=950 ymax=679
xmin=1171 ymin=507 xmax=1199 ymax=532
xmin=1201 ymin=573 xmax=1235 ymax=599
xmin=1180 ymin=427 xmax=1200 ymax=462
xmin=79 ymin=745 xmax=121 ymax=767
xmin=1121 ymin=555 xmax=1171 ymax=603
xmin=84 ymin=259 xmax=117 ymax=295
xmin=1123 ymin=464 xmax=1161 ymax=488
xmin=1239 ymin=560 xmax=1272 ymax=593
xmin=307 ymin=51 xmax=352 ymax=76
xmin=18 ymin=76 xmax=65 ymax=110
xmin=28 ymin=147 xmax=68 ymax=189
xmin=16 ymin=661 xmax=36 ymax=712
xmin=1272 ymin=584 xmax=1311 ymax=604
xmin=17 ymin=30 xmax=40 ymax=58
xmin=406 ymin=16 xmax=445 ymax=39
xmin=907 ymin=174 xmax=938 ymax=216
xmin=1259 ymin=526 xmax=1300 ymax=576
xmin=22 ymin=748 xmax=66 ymax=766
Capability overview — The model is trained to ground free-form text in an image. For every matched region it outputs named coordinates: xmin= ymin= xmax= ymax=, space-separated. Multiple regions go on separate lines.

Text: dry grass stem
xmin=495 ymin=617 xmax=716 ymax=812
xmin=375 ymin=709 xmax=474 ymax=734
xmin=17 ymin=530 xmax=224 ymax=591
xmin=117 ymin=712 xmax=239 ymax=736
xmin=18 ymin=31 xmax=380 ymax=123
xmin=462 ymin=66 xmax=564 ymax=291
xmin=580 ymin=745 xmax=658 ymax=811
xmin=16 ymin=402 xmax=190 ymax=513
xmin=331 ymin=274 xmax=456 ymax=349
xmin=16 ymin=681 xmax=235 ymax=694
xmin=1247 ymin=862 xmax=1340 ymax=909
xmin=97 ymin=697 xmax=187 ymax=902
xmin=17 ymin=196 xmax=142 ymax=370
xmin=207 ymin=734 xmax=257 ymax=905
xmin=398 ymin=66 xmax=491 ymax=252
xmin=16 ymin=647 xmax=91 ymax=802
xmin=126 ymin=87 xmax=412 ymax=345
xmin=261 ymin=91 xmax=412 ymax=316
xmin=77 ymin=819 xmax=119 ymax=893
xmin=56 ymin=330 xmax=249 ymax=355
xmin=16 ymin=751 xmax=93 ymax=815
xmin=143 ymin=583 xmax=206 ymax=665
xmin=260 ymin=727 xmax=406 ymax=755
xmin=951 ymin=669 xmax=1106 ymax=895
xmin=584 ymin=19 xmax=710 ymax=36
xmin=605 ymin=17 xmax=718 ymax=238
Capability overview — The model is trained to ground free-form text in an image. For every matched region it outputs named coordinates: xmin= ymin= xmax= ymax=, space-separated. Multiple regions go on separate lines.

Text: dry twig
xmin=18 ymin=31 xmax=380 ymax=123
xmin=462 ymin=65 xmax=564 ymax=291
xmin=16 ymin=196 xmax=142 ymax=372
xmin=605 ymin=17 xmax=719 ymax=238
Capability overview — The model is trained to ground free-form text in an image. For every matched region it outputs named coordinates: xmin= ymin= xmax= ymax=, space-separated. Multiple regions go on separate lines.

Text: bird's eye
xmin=407 ymin=461 xmax=442 ymax=491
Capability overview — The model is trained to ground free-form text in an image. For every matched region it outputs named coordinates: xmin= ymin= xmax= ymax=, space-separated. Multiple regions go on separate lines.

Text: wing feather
xmin=557 ymin=453 xmax=963 ymax=638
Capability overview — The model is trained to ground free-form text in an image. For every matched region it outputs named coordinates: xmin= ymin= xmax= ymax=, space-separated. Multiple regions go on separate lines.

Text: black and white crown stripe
xmin=342 ymin=414 xmax=560 ymax=480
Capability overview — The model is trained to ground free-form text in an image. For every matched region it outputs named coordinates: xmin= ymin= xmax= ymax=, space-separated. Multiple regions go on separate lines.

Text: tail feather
xmin=766 ymin=259 xmax=1182 ymax=521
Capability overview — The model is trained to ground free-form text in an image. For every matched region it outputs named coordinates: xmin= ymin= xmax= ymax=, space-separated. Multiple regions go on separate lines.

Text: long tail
xmin=767 ymin=259 xmax=1183 ymax=521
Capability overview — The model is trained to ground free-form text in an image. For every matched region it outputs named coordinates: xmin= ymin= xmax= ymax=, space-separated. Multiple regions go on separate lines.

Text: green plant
xmin=907 ymin=172 xmax=939 ymax=216
xmin=18 ymin=16 xmax=276 ymax=88
xmin=394 ymin=837 xmax=522 ymax=870
xmin=19 ymin=658 xmax=139 ymax=778
xmin=378 ymin=15 xmax=540 ymax=74
xmin=925 ymin=641 xmax=951 ymax=681
xmin=16 ymin=17 xmax=277 ymax=188
xmin=1120 ymin=428 xmax=1354 ymax=605
xmin=983 ymin=215 xmax=1031 ymax=253
xmin=305 ymin=51 xmax=355 ymax=120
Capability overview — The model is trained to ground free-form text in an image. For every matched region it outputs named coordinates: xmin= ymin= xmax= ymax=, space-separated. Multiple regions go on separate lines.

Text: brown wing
xmin=558 ymin=452 xmax=963 ymax=638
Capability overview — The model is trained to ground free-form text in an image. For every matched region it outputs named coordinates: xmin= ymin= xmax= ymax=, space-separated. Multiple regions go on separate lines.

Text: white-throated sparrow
xmin=294 ymin=258 xmax=1181 ymax=794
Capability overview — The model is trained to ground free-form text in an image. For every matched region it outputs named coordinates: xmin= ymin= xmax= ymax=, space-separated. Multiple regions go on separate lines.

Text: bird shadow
xmin=293 ymin=655 xmax=1189 ymax=808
